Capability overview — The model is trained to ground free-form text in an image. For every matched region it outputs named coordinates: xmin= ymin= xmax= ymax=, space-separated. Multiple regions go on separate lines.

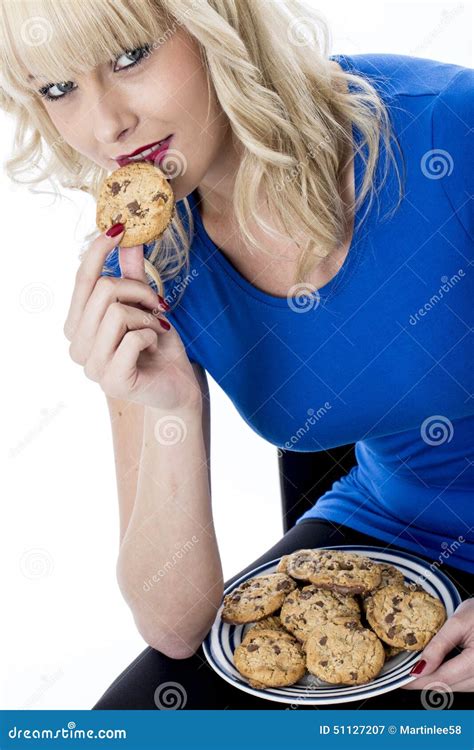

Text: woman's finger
xmin=449 ymin=678 xmax=474 ymax=692
xmin=119 ymin=244 xmax=148 ymax=282
xmin=70 ymin=276 xmax=162 ymax=364
xmin=403 ymin=650 xmax=472 ymax=690
xmin=402 ymin=614 xmax=466 ymax=691
xmin=101 ymin=328 xmax=159 ymax=400
xmin=64 ymin=224 xmax=125 ymax=340
xmin=84 ymin=303 xmax=169 ymax=382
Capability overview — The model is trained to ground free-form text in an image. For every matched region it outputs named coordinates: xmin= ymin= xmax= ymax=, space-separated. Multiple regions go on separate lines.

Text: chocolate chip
xmin=344 ymin=621 xmax=358 ymax=630
xmin=405 ymin=633 xmax=417 ymax=645
xmin=273 ymin=645 xmax=281 ymax=654
xmin=385 ymin=613 xmax=395 ymax=624
xmin=276 ymin=580 xmax=291 ymax=591
xmin=110 ymin=181 xmax=121 ymax=196
xmin=315 ymin=600 xmax=324 ymax=607
xmin=300 ymin=591 xmax=313 ymax=599
xmin=320 ymin=660 xmax=328 ymax=667
xmin=247 ymin=644 xmax=259 ymax=652
xmin=319 ymin=636 xmax=328 ymax=645
xmin=387 ymin=626 xmax=396 ymax=638
xmin=350 ymin=671 xmax=358 ymax=680
xmin=392 ymin=596 xmax=402 ymax=605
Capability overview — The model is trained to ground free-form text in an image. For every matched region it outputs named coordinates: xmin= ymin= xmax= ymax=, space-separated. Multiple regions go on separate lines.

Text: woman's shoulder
xmin=340 ymin=51 xmax=471 ymax=100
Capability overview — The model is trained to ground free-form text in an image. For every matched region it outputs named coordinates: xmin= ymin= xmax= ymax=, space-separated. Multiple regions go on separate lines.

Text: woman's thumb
xmin=119 ymin=244 xmax=147 ymax=282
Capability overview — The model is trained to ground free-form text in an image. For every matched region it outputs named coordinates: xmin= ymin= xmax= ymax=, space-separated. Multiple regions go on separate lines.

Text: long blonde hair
xmin=0 ymin=0 xmax=404 ymax=305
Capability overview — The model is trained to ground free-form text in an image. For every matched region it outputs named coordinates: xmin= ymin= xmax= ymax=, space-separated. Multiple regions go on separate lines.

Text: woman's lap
xmin=92 ymin=519 xmax=473 ymax=710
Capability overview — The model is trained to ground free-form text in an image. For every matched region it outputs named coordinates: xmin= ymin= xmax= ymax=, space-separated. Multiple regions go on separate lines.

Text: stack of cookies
xmin=221 ymin=549 xmax=447 ymax=690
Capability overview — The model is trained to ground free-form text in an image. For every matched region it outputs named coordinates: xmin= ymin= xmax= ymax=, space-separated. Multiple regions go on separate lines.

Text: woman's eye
xmin=38 ymin=45 xmax=151 ymax=102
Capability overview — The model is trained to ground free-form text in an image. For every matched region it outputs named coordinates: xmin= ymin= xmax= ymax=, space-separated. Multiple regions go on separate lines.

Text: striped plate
xmin=202 ymin=545 xmax=461 ymax=705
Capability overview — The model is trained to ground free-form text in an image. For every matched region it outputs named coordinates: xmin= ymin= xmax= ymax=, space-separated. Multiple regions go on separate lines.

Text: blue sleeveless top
xmin=103 ymin=53 xmax=474 ymax=573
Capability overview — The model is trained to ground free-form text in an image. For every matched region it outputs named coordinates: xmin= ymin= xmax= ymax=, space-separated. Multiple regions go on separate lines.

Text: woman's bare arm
xmin=109 ymin=362 xmax=222 ymax=659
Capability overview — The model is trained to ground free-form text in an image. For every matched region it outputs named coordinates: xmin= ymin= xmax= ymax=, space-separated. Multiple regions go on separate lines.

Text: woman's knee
xmin=92 ymin=643 xmax=225 ymax=710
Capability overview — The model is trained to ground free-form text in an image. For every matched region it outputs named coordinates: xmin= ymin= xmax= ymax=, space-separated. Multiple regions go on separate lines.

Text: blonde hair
xmin=0 ymin=0 xmax=404 ymax=304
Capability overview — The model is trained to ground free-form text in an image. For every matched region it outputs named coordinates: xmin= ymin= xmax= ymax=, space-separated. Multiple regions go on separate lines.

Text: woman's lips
xmin=115 ymin=135 xmax=173 ymax=167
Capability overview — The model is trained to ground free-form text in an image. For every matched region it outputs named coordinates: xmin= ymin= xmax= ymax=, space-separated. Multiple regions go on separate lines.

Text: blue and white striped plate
xmin=202 ymin=545 xmax=461 ymax=705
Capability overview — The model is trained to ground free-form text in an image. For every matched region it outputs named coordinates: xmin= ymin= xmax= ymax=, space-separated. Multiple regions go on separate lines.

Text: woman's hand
xmin=403 ymin=598 xmax=474 ymax=692
xmin=63 ymin=225 xmax=202 ymax=412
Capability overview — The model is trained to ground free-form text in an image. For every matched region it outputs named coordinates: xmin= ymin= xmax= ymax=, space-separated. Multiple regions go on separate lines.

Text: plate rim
xmin=202 ymin=544 xmax=461 ymax=705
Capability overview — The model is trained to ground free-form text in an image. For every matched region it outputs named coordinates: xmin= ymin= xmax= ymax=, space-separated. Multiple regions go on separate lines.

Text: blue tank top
xmin=103 ymin=53 xmax=474 ymax=573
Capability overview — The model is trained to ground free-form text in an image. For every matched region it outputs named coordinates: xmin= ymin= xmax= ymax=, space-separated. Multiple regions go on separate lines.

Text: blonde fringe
xmin=0 ymin=0 xmax=404 ymax=305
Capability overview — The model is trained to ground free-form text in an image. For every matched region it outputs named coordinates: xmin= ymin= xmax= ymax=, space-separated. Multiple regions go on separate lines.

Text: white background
xmin=1 ymin=0 xmax=471 ymax=710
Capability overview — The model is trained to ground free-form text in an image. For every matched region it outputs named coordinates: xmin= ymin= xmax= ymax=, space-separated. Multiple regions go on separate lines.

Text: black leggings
xmin=92 ymin=519 xmax=473 ymax=710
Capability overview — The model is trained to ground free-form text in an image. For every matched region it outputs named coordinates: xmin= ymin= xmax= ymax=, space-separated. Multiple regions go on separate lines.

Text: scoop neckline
xmin=189 ymin=53 xmax=369 ymax=309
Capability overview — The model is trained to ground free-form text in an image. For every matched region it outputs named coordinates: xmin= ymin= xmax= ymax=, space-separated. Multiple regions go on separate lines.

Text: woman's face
xmin=33 ymin=26 xmax=232 ymax=201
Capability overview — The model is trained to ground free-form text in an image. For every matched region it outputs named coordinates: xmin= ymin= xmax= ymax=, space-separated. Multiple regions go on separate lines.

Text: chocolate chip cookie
xmin=244 ymin=615 xmax=286 ymax=638
xmin=280 ymin=584 xmax=360 ymax=643
xmin=365 ymin=584 xmax=447 ymax=651
xmin=285 ymin=549 xmax=381 ymax=594
xmin=362 ymin=562 xmax=406 ymax=610
xmin=96 ymin=162 xmax=175 ymax=247
xmin=221 ymin=573 xmax=297 ymax=624
xmin=234 ymin=628 xmax=306 ymax=688
xmin=305 ymin=619 xmax=386 ymax=685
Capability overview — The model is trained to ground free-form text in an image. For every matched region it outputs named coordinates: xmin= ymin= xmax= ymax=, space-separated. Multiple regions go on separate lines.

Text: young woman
xmin=1 ymin=0 xmax=472 ymax=710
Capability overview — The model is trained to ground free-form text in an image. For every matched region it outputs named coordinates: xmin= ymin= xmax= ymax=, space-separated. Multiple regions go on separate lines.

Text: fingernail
xmin=106 ymin=222 xmax=125 ymax=238
xmin=159 ymin=318 xmax=171 ymax=331
xmin=157 ymin=294 xmax=170 ymax=311
xmin=410 ymin=659 xmax=426 ymax=675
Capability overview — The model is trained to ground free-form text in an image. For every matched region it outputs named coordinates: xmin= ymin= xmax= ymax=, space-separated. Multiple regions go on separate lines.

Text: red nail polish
xmin=159 ymin=318 xmax=171 ymax=331
xmin=106 ymin=222 xmax=125 ymax=237
xmin=410 ymin=659 xmax=426 ymax=675
xmin=158 ymin=294 xmax=170 ymax=311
